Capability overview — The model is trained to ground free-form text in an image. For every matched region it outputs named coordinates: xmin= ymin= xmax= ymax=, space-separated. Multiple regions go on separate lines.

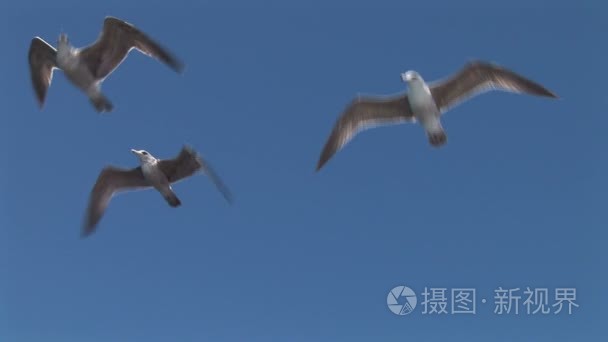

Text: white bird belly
xmin=142 ymin=162 xmax=169 ymax=188
xmin=56 ymin=48 xmax=81 ymax=73
xmin=142 ymin=163 xmax=157 ymax=179
xmin=408 ymin=83 xmax=442 ymax=131
xmin=57 ymin=51 xmax=97 ymax=92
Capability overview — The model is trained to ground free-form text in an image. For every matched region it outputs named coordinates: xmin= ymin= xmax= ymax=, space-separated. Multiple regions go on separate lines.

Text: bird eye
xmin=142 ymin=151 xmax=148 ymax=155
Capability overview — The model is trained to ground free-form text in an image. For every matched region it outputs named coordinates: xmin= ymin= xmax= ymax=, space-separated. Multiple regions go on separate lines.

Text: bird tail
xmin=163 ymin=191 xmax=182 ymax=207
xmin=427 ymin=129 xmax=447 ymax=147
xmin=90 ymin=94 xmax=114 ymax=113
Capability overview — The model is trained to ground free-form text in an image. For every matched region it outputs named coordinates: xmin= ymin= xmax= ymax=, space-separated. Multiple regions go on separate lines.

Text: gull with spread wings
xmin=316 ymin=61 xmax=558 ymax=171
xmin=82 ymin=146 xmax=232 ymax=237
xmin=28 ymin=16 xmax=184 ymax=113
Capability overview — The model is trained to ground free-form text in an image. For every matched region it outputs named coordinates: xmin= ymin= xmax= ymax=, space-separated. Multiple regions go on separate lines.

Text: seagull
xmin=316 ymin=60 xmax=558 ymax=171
xmin=28 ymin=16 xmax=184 ymax=113
xmin=82 ymin=146 xmax=232 ymax=237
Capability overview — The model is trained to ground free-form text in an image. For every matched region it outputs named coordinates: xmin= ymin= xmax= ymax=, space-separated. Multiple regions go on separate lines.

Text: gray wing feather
xmin=82 ymin=166 xmax=149 ymax=237
xmin=158 ymin=146 xmax=233 ymax=203
xmin=316 ymin=94 xmax=414 ymax=171
xmin=430 ymin=61 xmax=558 ymax=113
xmin=28 ymin=37 xmax=57 ymax=108
xmin=79 ymin=16 xmax=184 ymax=80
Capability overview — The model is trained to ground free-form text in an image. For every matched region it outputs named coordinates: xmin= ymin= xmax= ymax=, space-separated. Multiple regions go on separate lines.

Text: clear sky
xmin=0 ymin=0 xmax=606 ymax=341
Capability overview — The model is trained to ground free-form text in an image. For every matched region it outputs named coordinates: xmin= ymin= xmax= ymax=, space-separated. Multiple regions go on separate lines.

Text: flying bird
xmin=316 ymin=60 xmax=558 ymax=171
xmin=28 ymin=16 xmax=184 ymax=113
xmin=82 ymin=146 xmax=232 ymax=237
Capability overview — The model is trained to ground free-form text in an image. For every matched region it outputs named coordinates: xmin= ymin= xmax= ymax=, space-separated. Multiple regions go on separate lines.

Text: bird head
xmin=131 ymin=149 xmax=156 ymax=163
xmin=401 ymin=70 xmax=423 ymax=84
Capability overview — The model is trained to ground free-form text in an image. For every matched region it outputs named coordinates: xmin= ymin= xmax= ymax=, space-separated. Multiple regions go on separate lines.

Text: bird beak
xmin=130 ymin=149 xmax=139 ymax=155
xmin=401 ymin=73 xmax=408 ymax=82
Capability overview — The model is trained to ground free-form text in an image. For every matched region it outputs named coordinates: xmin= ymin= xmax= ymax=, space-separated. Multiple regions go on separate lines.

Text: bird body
xmin=403 ymin=72 xmax=446 ymax=145
xmin=54 ymin=35 xmax=106 ymax=107
xmin=132 ymin=149 xmax=181 ymax=207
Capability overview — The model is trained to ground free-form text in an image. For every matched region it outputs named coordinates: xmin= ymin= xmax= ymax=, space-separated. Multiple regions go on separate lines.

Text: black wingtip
xmin=173 ymin=62 xmax=186 ymax=74
xmin=316 ymin=148 xmax=332 ymax=172
xmin=81 ymin=210 xmax=99 ymax=238
xmin=315 ymin=161 xmax=324 ymax=172
xmin=215 ymin=179 xmax=234 ymax=205
xmin=80 ymin=227 xmax=94 ymax=239
xmin=223 ymin=192 xmax=234 ymax=205
xmin=162 ymin=55 xmax=185 ymax=74
xmin=531 ymin=86 xmax=559 ymax=99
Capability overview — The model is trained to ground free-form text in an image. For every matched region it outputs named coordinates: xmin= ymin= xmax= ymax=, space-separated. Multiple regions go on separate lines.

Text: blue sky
xmin=0 ymin=0 xmax=606 ymax=341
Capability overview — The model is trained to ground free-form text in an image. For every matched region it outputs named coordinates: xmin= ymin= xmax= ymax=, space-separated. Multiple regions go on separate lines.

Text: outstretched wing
xmin=28 ymin=37 xmax=57 ymax=108
xmin=316 ymin=94 xmax=414 ymax=171
xmin=82 ymin=166 xmax=149 ymax=237
xmin=79 ymin=16 xmax=184 ymax=80
xmin=430 ymin=61 xmax=558 ymax=113
xmin=158 ymin=146 xmax=233 ymax=203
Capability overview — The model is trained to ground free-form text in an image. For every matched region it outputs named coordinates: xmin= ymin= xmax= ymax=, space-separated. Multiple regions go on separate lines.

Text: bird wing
xmin=79 ymin=16 xmax=184 ymax=80
xmin=157 ymin=146 xmax=233 ymax=204
xmin=430 ymin=61 xmax=558 ymax=113
xmin=28 ymin=37 xmax=57 ymax=108
xmin=82 ymin=166 xmax=150 ymax=237
xmin=316 ymin=94 xmax=415 ymax=171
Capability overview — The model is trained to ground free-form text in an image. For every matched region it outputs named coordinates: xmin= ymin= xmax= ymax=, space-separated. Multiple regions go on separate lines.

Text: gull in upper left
xmin=28 ymin=16 xmax=185 ymax=113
